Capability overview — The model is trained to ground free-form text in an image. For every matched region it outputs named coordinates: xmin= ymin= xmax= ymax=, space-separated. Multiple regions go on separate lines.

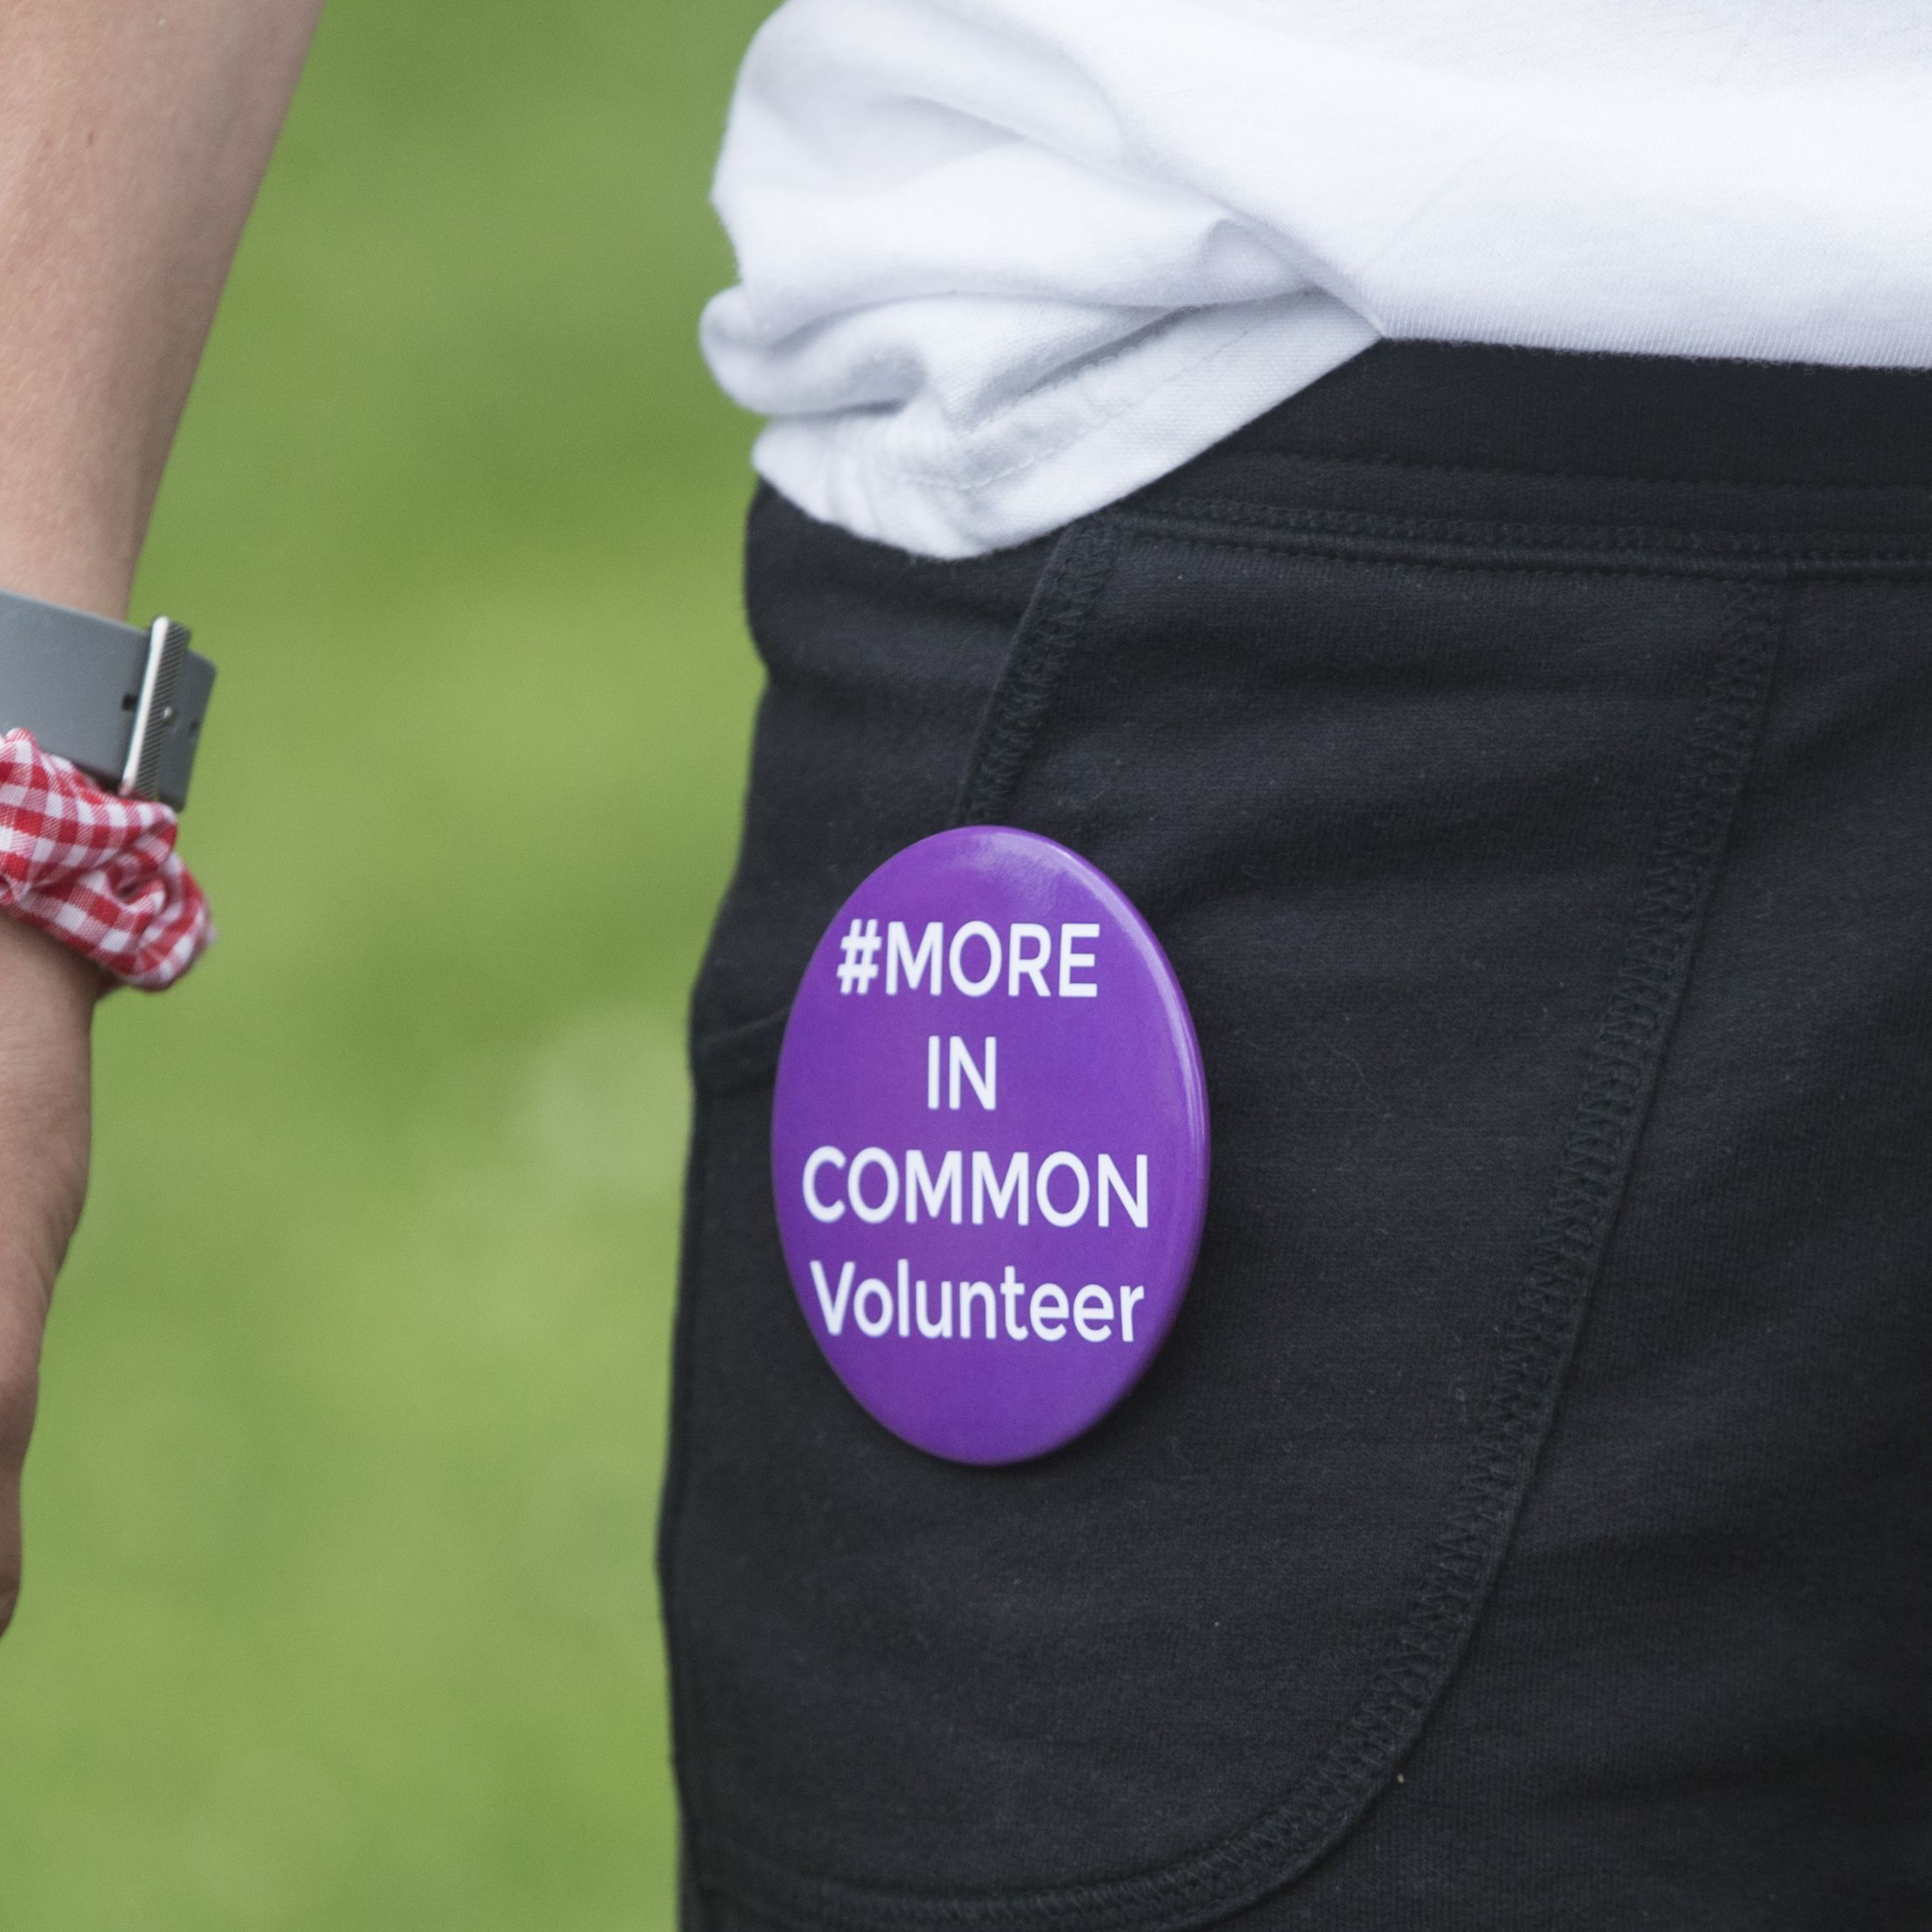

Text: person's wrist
xmin=0 ymin=511 xmax=136 ymax=623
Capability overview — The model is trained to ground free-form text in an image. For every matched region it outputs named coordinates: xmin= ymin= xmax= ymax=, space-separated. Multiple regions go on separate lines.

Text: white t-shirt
xmin=701 ymin=1 xmax=1932 ymax=558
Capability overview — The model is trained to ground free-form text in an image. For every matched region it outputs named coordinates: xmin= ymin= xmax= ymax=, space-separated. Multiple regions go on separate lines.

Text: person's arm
xmin=0 ymin=0 xmax=324 ymax=1636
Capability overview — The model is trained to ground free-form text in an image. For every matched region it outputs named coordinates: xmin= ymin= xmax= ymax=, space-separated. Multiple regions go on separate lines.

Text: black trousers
xmin=665 ymin=344 xmax=1932 ymax=1929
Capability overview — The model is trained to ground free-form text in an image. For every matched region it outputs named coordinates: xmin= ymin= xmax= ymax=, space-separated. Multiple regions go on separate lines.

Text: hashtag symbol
xmin=835 ymin=916 xmax=881 ymax=994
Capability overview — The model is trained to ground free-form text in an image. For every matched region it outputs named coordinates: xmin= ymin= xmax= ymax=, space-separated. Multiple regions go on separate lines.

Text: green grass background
xmin=0 ymin=3 xmax=775 ymax=1922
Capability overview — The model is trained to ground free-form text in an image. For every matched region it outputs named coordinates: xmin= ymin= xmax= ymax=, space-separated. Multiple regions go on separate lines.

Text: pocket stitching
xmin=690 ymin=553 xmax=1787 ymax=1931
xmin=684 ymin=521 xmax=1126 ymax=1095
xmin=953 ymin=520 xmax=1125 ymax=830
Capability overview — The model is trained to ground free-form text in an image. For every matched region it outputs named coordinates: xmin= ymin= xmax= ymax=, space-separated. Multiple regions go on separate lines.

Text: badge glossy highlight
xmin=771 ymin=827 xmax=1210 ymax=1464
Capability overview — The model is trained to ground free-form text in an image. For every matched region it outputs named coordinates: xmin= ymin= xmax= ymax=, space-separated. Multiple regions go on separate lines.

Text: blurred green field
xmin=0 ymin=3 xmax=773 ymax=1923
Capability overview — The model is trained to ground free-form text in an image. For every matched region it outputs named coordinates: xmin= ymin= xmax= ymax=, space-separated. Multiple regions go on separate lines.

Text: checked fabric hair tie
xmin=0 ymin=728 xmax=211 ymax=989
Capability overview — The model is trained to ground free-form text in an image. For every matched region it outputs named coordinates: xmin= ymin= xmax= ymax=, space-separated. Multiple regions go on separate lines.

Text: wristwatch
xmin=0 ymin=588 xmax=216 ymax=810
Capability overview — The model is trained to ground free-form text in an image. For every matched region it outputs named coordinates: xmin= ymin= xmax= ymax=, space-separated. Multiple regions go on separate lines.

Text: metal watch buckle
xmin=118 ymin=617 xmax=190 ymax=802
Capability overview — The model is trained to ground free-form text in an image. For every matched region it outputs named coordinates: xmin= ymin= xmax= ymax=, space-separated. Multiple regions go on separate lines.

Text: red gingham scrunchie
xmin=0 ymin=728 xmax=211 ymax=989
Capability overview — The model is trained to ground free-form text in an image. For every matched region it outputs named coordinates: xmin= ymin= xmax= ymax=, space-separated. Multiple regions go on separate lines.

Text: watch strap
xmin=0 ymin=590 xmax=215 ymax=810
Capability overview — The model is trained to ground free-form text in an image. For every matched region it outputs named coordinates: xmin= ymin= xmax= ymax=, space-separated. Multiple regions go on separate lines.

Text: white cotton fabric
xmin=701 ymin=1 xmax=1932 ymax=558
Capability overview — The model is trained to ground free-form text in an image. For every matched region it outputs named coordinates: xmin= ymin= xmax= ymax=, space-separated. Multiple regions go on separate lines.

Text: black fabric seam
xmin=688 ymin=562 xmax=1786 ymax=1930
xmin=1165 ymin=442 xmax=1932 ymax=494
xmin=1132 ymin=497 xmax=1932 ymax=570
xmin=683 ymin=523 xmax=1121 ymax=1095
xmin=1119 ymin=517 xmax=1932 ymax=585
xmin=952 ymin=520 xmax=1125 ymax=830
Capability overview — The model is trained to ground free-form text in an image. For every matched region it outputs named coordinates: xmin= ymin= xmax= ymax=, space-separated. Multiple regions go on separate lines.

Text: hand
xmin=0 ymin=916 xmax=97 ymax=1636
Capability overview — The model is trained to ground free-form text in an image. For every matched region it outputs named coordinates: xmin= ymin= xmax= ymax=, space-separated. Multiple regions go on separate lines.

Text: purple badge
xmin=771 ymin=827 xmax=1210 ymax=1465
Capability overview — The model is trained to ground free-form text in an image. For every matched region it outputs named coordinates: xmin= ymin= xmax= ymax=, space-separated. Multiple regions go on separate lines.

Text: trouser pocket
xmin=662 ymin=494 xmax=1782 ymax=1932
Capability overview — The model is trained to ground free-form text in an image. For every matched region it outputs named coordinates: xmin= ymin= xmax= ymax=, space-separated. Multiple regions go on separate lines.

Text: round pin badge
xmin=771 ymin=826 xmax=1210 ymax=1465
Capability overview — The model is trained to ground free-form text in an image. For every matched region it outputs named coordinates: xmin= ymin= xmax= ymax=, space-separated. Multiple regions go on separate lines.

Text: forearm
xmin=0 ymin=0 xmax=323 ymax=618
xmin=0 ymin=0 xmax=321 ymax=1637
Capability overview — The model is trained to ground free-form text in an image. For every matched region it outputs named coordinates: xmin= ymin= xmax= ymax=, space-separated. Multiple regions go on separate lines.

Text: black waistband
xmin=1137 ymin=342 xmax=1932 ymax=545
